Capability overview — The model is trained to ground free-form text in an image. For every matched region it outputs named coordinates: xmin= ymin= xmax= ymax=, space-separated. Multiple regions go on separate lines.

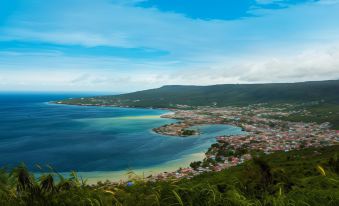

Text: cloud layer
xmin=0 ymin=0 xmax=339 ymax=91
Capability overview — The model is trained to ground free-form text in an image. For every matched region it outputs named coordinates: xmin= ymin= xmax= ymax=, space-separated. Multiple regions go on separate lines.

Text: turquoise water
xmin=0 ymin=93 xmax=243 ymax=179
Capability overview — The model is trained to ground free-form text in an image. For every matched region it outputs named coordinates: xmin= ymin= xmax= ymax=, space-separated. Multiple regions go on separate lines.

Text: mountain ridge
xmin=58 ymin=79 xmax=339 ymax=108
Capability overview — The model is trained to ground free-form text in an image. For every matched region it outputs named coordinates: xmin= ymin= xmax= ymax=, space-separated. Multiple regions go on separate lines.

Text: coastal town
xmin=55 ymin=99 xmax=339 ymax=184
xmin=146 ymin=104 xmax=339 ymax=181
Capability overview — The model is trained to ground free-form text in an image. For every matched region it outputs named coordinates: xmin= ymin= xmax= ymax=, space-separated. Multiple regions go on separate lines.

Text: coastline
xmin=49 ymin=102 xmax=339 ymax=185
xmin=50 ymin=101 xmax=175 ymax=111
xmin=70 ymin=152 xmax=205 ymax=184
xmin=51 ymin=101 xmax=200 ymax=137
xmin=47 ymin=102 xmax=239 ymax=183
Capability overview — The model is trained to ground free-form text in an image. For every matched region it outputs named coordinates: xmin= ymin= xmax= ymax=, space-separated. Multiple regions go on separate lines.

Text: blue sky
xmin=1 ymin=0 xmax=339 ymax=92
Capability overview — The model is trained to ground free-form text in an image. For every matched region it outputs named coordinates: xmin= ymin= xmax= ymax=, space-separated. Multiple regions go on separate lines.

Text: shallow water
xmin=0 ymin=93 xmax=244 ymax=180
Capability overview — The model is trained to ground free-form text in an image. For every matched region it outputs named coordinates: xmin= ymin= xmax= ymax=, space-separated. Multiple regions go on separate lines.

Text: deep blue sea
xmin=0 ymin=93 xmax=243 ymax=175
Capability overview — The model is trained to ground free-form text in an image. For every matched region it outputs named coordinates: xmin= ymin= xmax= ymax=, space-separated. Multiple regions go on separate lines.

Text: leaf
xmin=316 ymin=165 xmax=326 ymax=176
xmin=172 ymin=190 xmax=184 ymax=206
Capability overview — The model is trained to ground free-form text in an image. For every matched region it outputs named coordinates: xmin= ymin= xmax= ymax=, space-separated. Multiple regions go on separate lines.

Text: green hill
xmin=59 ymin=80 xmax=339 ymax=108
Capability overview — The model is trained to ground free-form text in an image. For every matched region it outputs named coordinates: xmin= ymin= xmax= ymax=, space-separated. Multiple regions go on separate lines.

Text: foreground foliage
xmin=1 ymin=145 xmax=338 ymax=206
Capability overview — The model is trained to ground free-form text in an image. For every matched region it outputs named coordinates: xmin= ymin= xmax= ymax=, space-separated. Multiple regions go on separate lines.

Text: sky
xmin=1 ymin=0 xmax=339 ymax=92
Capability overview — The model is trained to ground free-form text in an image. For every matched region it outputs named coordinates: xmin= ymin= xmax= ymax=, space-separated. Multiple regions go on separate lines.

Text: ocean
xmin=0 ymin=93 xmax=243 ymax=181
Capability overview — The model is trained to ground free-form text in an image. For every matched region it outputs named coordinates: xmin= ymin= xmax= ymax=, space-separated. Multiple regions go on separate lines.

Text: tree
xmin=190 ymin=161 xmax=202 ymax=170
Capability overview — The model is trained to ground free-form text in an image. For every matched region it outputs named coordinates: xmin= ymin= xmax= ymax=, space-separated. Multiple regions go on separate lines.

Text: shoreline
xmin=51 ymin=102 xmax=202 ymax=137
xmin=50 ymin=102 xmax=339 ymax=185
xmin=48 ymin=102 xmax=236 ymax=183
xmin=64 ymin=152 xmax=206 ymax=184
xmin=50 ymin=101 xmax=175 ymax=112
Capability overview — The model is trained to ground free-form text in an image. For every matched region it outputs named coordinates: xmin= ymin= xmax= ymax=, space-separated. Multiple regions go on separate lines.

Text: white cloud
xmin=1 ymin=0 xmax=339 ymax=91
xmin=3 ymin=44 xmax=339 ymax=92
xmin=165 ymin=44 xmax=339 ymax=85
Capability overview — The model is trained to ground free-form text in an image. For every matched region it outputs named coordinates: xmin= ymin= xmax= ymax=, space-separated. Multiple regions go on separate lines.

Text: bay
xmin=0 ymin=93 xmax=243 ymax=181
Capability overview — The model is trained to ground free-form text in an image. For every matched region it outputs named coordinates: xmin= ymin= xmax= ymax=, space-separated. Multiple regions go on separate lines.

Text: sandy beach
xmin=68 ymin=152 xmax=205 ymax=184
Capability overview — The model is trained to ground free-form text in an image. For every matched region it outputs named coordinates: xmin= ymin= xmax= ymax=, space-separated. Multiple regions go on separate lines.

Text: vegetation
xmin=189 ymin=161 xmax=202 ymax=170
xmin=276 ymin=103 xmax=339 ymax=130
xmin=59 ymin=80 xmax=339 ymax=108
xmin=181 ymin=129 xmax=197 ymax=136
xmin=1 ymin=145 xmax=338 ymax=205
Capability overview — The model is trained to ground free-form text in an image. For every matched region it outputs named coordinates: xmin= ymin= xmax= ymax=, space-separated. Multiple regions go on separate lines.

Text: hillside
xmin=58 ymin=80 xmax=339 ymax=108
xmin=1 ymin=145 xmax=338 ymax=205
